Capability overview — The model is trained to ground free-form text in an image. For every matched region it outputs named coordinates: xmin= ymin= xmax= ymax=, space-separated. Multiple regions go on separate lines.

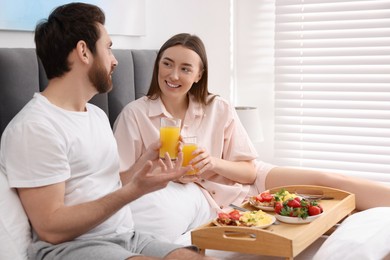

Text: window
xmin=274 ymin=0 xmax=390 ymax=183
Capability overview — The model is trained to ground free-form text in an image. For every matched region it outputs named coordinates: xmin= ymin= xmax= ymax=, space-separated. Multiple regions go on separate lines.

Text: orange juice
xmin=159 ymin=126 xmax=180 ymax=159
xmin=182 ymin=143 xmax=198 ymax=175
xmin=182 ymin=136 xmax=198 ymax=175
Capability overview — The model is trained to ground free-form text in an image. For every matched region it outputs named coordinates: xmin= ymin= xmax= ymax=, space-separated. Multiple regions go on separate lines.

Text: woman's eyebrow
xmin=182 ymin=63 xmax=194 ymax=67
xmin=162 ymin=57 xmax=194 ymax=67
xmin=162 ymin=57 xmax=173 ymax=62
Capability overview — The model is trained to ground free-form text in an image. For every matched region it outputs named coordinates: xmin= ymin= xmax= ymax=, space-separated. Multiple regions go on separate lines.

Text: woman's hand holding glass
xmin=189 ymin=146 xmax=215 ymax=174
xmin=146 ymin=136 xmax=215 ymax=183
xmin=177 ymin=140 xmax=216 ymax=183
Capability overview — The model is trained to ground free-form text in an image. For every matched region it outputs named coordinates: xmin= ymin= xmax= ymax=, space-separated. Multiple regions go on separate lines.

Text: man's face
xmin=88 ymin=54 xmax=113 ymax=93
xmin=89 ymin=24 xmax=117 ymax=94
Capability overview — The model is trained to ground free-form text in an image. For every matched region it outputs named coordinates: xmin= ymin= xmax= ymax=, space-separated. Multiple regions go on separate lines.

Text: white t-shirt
xmin=0 ymin=93 xmax=133 ymax=240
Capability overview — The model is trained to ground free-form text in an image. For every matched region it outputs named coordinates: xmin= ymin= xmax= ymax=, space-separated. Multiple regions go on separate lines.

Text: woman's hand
xmin=176 ymin=172 xmax=200 ymax=184
xmin=190 ymin=147 xmax=216 ymax=174
xmin=186 ymin=146 xmax=256 ymax=184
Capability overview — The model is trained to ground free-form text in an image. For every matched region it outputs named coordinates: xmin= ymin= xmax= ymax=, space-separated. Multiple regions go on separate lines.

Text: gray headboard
xmin=0 ymin=48 xmax=157 ymax=138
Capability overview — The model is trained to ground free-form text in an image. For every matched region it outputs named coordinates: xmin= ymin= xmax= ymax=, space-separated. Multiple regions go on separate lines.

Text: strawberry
xmin=287 ymin=198 xmax=301 ymax=208
xmin=308 ymin=206 xmax=322 ymax=216
xmin=274 ymin=202 xmax=283 ymax=214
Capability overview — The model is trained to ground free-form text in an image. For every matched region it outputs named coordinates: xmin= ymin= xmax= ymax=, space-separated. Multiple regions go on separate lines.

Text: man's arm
xmin=18 ymin=159 xmax=187 ymax=244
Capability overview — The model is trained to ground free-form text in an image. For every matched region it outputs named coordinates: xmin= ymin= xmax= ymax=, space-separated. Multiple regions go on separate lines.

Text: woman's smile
xmin=166 ymin=81 xmax=180 ymax=88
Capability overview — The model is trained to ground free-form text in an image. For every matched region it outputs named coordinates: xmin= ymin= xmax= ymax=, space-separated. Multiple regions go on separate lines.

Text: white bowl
xmin=275 ymin=212 xmax=323 ymax=224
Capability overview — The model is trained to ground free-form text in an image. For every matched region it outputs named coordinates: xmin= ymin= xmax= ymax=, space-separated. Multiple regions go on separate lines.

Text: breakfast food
xmin=215 ymin=209 xmax=275 ymax=228
xmin=274 ymin=196 xmax=323 ymax=219
xmin=249 ymin=188 xmax=324 ymax=223
xmin=249 ymin=191 xmax=275 ymax=208
xmin=249 ymin=189 xmax=298 ymax=210
xmin=273 ymin=188 xmax=298 ymax=203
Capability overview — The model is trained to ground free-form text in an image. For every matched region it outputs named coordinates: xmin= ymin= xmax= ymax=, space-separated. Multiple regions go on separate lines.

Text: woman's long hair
xmin=147 ymin=33 xmax=216 ymax=105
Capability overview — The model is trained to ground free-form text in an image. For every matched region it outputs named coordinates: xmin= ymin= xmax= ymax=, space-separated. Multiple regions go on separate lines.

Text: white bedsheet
xmin=313 ymin=207 xmax=390 ymax=260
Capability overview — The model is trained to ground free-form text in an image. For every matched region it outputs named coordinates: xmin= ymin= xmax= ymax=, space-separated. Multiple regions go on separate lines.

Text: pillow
xmin=313 ymin=207 xmax=390 ymax=260
xmin=129 ymin=181 xmax=213 ymax=245
xmin=0 ymin=171 xmax=31 ymax=260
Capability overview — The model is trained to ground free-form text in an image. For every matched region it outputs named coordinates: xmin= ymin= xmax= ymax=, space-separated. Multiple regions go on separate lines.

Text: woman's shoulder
xmin=207 ymin=95 xmax=234 ymax=111
xmin=122 ymin=96 xmax=150 ymax=111
xmin=115 ymin=96 xmax=150 ymax=122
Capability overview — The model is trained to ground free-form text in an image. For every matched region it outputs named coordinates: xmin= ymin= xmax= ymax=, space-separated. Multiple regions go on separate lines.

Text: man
xmin=0 ymin=3 xmax=214 ymax=260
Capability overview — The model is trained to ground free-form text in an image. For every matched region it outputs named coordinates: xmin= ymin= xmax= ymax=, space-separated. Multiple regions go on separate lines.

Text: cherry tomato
xmin=255 ymin=194 xmax=263 ymax=202
xmin=308 ymin=206 xmax=322 ymax=216
xmin=255 ymin=192 xmax=273 ymax=202
xmin=229 ymin=210 xmax=241 ymax=220
xmin=218 ymin=212 xmax=230 ymax=220
xmin=217 ymin=212 xmax=231 ymax=224
xmin=261 ymin=192 xmax=274 ymax=202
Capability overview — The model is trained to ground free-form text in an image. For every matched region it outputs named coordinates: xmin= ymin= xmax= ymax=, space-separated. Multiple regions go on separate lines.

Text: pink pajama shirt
xmin=114 ymin=95 xmax=275 ymax=212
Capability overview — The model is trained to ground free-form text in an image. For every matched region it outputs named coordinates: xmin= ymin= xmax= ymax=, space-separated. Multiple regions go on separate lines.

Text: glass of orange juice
xmin=182 ymin=136 xmax=198 ymax=175
xmin=159 ymin=117 xmax=181 ymax=160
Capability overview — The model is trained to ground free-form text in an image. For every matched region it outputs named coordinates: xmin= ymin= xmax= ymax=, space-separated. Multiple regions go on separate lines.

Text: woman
xmin=114 ymin=33 xmax=390 ymax=243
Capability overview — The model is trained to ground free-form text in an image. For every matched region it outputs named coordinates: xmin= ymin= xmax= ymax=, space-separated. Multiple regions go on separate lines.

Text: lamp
xmin=235 ymin=106 xmax=264 ymax=143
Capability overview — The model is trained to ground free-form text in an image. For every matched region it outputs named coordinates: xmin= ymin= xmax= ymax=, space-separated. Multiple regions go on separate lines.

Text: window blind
xmin=274 ymin=0 xmax=390 ymax=183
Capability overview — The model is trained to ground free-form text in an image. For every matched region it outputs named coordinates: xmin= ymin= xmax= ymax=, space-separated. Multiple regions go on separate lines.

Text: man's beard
xmin=88 ymin=57 xmax=113 ymax=94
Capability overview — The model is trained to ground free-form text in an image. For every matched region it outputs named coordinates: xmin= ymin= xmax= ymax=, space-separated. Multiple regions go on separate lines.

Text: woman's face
xmin=158 ymin=45 xmax=203 ymax=101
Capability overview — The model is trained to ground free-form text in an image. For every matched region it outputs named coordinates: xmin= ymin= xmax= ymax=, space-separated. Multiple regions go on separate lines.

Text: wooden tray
xmin=191 ymin=185 xmax=356 ymax=260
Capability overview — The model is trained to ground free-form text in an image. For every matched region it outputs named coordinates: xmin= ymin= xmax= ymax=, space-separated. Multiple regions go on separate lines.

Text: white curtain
xmin=273 ymin=0 xmax=390 ymax=183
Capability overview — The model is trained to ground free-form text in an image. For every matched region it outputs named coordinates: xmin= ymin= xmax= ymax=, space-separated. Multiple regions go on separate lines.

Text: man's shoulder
xmin=86 ymin=102 xmax=109 ymax=117
xmin=5 ymin=96 xmax=43 ymax=129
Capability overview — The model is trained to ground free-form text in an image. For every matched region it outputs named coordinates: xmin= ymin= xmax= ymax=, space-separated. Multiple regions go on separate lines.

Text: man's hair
xmin=35 ymin=2 xmax=105 ymax=79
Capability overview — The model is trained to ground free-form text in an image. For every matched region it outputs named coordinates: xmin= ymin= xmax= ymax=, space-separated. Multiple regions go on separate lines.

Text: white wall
xmin=0 ymin=0 xmax=275 ymax=161
xmin=0 ymin=0 xmax=232 ymax=102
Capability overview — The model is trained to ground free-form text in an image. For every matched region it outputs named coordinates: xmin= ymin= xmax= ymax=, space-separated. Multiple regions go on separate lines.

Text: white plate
xmin=248 ymin=197 xmax=275 ymax=212
xmin=275 ymin=212 xmax=323 ymax=224
xmin=213 ymin=214 xmax=276 ymax=229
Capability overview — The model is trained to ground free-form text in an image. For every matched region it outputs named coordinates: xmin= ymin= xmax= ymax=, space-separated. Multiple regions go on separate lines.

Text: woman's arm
xmin=190 ymin=147 xmax=256 ymax=184
xmin=265 ymin=166 xmax=390 ymax=210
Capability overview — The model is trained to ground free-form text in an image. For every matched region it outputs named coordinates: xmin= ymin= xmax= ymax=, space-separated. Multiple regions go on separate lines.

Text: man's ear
xmin=76 ymin=40 xmax=90 ymax=64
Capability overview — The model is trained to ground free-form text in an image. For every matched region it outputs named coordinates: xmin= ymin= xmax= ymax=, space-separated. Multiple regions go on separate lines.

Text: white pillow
xmin=313 ymin=207 xmax=390 ymax=260
xmin=0 ymin=171 xmax=31 ymax=260
xmin=129 ymin=181 xmax=213 ymax=245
